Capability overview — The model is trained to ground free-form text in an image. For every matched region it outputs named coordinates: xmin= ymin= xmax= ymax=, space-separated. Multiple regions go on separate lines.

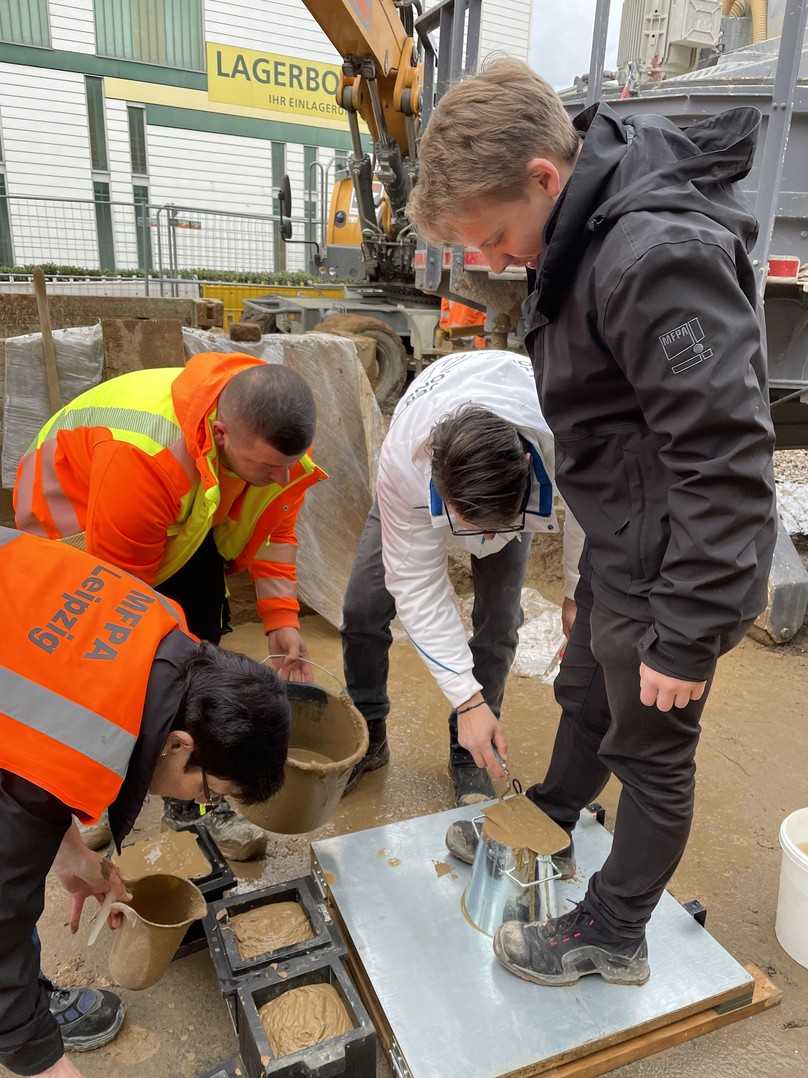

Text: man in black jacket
xmin=0 ymin=528 xmax=289 ymax=1077
xmin=408 ymin=58 xmax=776 ymax=987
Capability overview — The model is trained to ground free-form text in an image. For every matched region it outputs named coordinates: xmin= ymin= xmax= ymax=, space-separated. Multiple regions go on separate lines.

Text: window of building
xmin=95 ymin=0 xmax=205 ymax=72
xmin=133 ymin=184 xmax=151 ymax=271
xmin=128 ymin=105 xmax=148 ymax=176
xmin=85 ymin=76 xmax=108 ymax=172
xmin=0 ymin=0 xmax=51 ymax=48
xmin=271 ymin=142 xmax=286 ymax=273
xmin=93 ymin=180 xmax=115 ymax=270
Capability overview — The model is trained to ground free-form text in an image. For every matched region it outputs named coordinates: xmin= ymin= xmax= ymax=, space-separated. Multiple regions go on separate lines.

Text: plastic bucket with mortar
xmin=776 ymin=806 xmax=808 ymax=968
xmin=107 ymin=873 xmax=207 ymax=989
xmin=237 ymin=660 xmax=368 ymax=835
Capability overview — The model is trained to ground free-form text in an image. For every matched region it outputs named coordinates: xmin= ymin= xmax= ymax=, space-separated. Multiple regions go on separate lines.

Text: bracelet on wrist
xmin=457 ymin=701 xmax=485 ymax=717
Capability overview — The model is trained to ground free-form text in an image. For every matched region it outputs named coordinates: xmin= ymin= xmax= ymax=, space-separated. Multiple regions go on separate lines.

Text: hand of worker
xmin=457 ymin=695 xmax=508 ymax=780
xmin=639 ymin=662 xmax=707 ymax=712
xmin=561 ymin=597 xmax=577 ymax=639
xmin=33 ymin=1056 xmax=86 ymax=1077
xmin=51 ymin=824 xmax=131 ymax=933
xmin=268 ymin=627 xmax=313 ymax=683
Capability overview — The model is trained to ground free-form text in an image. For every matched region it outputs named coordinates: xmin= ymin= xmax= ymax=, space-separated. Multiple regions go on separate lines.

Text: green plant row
xmin=0 ymin=264 xmax=326 ymax=286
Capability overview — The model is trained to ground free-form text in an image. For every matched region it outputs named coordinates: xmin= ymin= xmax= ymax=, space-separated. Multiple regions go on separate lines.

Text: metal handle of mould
xmin=262 ymin=653 xmax=346 ymax=690
xmin=504 ymin=860 xmax=562 ymax=892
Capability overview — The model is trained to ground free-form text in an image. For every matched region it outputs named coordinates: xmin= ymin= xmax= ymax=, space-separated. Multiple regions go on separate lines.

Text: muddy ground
xmin=11 ymin=534 xmax=808 ymax=1078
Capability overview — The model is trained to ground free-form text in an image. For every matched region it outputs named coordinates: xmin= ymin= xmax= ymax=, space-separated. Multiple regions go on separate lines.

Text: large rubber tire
xmin=309 ymin=314 xmax=408 ymax=412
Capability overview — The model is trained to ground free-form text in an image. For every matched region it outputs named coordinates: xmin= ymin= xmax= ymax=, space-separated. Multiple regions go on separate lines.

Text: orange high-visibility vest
xmin=0 ymin=527 xmax=187 ymax=823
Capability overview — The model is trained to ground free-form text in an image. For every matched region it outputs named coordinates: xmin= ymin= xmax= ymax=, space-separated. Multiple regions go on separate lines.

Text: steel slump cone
xmin=107 ymin=873 xmax=207 ymax=989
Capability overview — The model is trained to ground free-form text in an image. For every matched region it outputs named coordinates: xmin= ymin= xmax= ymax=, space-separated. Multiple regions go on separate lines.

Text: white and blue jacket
xmin=377 ymin=350 xmax=585 ymax=707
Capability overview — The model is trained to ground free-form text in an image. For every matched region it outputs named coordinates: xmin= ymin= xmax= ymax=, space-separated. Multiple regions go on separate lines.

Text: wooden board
xmin=542 ymin=965 xmax=780 ymax=1078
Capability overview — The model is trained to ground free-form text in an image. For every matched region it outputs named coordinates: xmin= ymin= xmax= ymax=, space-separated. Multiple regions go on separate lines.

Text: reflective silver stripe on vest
xmin=0 ymin=526 xmax=23 ymax=549
xmin=13 ymin=452 xmax=49 ymax=537
xmin=254 ymin=542 xmax=297 ymax=565
xmin=151 ymin=590 xmax=186 ymax=626
xmin=42 ymin=407 xmax=181 ymax=448
xmin=0 ymin=665 xmax=136 ymax=778
xmin=255 ymin=577 xmax=297 ymax=600
xmin=40 ymin=438 xmax=82 ymax=536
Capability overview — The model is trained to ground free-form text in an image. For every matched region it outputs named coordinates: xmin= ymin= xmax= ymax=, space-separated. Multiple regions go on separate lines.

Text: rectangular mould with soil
xmin=204 ymin=876 xmax=346 ymax=1030
xmin=175 ymin=822 xmax=237 ymax=960
xmin=236 ymin=953 xmax=376 ymax=1078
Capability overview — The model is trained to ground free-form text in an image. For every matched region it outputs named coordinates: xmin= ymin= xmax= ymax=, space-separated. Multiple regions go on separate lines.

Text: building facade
xmin=0 ymin=0 xmax=534 ymax=275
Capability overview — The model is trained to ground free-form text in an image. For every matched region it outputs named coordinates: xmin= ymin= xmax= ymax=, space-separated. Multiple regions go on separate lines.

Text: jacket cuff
xmin=1 ymin=1021 xmax=64 ymax=1076
xmin=441 ymin=671 xmax=483 ymax=710
xmin=638 ymin=624 xmax=717 ymax=683
xmin=261 ymin=609 xmax=301 ymax=634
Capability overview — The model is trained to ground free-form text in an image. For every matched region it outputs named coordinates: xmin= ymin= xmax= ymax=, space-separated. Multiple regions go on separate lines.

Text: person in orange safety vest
xmin=0 ymin=527 xmax=290 ymax=1078
xmin=14 ymin=351 xmax=324 ymax=837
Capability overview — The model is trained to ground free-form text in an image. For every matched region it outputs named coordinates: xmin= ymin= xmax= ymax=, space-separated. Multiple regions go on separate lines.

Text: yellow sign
xmin=207 ymin=42 xmax=344 ymax=122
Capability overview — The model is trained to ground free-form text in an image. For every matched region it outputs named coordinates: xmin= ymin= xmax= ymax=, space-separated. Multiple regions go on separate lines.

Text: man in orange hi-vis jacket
xmin=14 ymin=351 xmax=324 ymax=838
xmin=0 ymin=527 xmax=290 ymax=1078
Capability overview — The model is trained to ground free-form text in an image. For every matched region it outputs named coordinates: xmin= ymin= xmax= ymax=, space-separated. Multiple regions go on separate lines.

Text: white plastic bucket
xmin=775 ymin=807 xmax=808 ymax=968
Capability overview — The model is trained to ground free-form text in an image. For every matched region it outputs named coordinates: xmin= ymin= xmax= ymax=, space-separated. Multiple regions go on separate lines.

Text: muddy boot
xmin=446 ymin=820 xmax=576 ymax=878
xmin=199 ymin=802 xmax=267 ymax=861
xmin=76 ymin=812 xmax=112 ymax=851
xmin=161 ymin=797 xmax=203 ymax=830
xmin=49 ymin=985 xmax=126 ymax=1052
xmin=493 ymin=903 xmax=650 ymax=987
xmin=343 ymin=720 xmax=390 ymax=795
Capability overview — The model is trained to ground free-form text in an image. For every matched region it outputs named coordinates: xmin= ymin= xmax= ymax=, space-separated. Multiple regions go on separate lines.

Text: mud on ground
xmin=14 ymin=538 xmax=808 ymax=1078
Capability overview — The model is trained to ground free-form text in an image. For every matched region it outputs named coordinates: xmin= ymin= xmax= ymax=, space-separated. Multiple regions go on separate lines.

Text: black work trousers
xmin=528 ymin=568 xmax=745 ymax=938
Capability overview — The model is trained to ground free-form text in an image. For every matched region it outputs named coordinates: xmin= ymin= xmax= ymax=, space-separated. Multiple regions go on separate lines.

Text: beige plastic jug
xmin=105 ymin=873 xmax=207 ymax=989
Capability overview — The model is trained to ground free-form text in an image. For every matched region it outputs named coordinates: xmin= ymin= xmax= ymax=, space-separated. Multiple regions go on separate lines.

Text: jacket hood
xmin=534 ymin=102 xmax=761 ymax=317
xmin=172 ymin=351 xmax=265 ymax=464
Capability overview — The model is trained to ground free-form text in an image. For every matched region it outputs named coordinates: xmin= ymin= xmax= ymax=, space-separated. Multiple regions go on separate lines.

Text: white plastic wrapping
xmin=1 ymin=325 xmax=104 ymax=488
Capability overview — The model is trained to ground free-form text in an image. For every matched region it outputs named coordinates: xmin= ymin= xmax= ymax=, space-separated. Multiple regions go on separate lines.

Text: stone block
xmin=102 ymin=319 xmax=185 ymax=378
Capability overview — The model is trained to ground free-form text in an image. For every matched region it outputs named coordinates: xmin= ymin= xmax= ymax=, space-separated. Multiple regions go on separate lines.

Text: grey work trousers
xmin=341 ymin=499 xmax=532 ymax=763
xmin=528 ymin=565 xmax=746 ymax=937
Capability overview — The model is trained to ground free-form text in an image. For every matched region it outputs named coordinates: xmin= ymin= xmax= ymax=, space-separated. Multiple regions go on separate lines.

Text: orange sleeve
xmin=246 ymin=494 xmax=302 ymax=635
xmin=84 ymin=441 xmax=182 ymax=585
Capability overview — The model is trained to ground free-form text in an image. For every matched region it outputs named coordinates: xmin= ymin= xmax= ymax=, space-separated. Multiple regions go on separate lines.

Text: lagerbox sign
xmin=207 ymin=42 xmax=343 ymax=122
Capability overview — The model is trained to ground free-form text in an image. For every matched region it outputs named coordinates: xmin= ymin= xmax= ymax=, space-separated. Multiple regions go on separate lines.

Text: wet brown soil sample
xmin=231 ymin=902 xmax=314 ymax=959
xmin=259 ymin=984 xmax=352 ymax=1058
xmin=798 ymin=841 xmax=808 ymax=856
xmin=482 ymin=796 xmax=568 ymax=855
xmin=114 ymin=830 xmax=210 ymax=881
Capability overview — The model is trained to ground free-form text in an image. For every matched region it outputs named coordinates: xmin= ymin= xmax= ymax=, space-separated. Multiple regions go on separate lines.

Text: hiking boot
xmin=49 ymin=986 xmax=126 ymax=1052
xmin=198 ymin=802 xmax=267 ymax=861
xmin=343 ymin=720 xmax=390 ymax=795
xmin=161 ymin=797 xmax=203 ymax=829
xmin=449 ymin=761 xmax=496 ymax=806
xmin=445 ymin=819 xmax=576 ymax=879
xmin=493 ymin=902 xmax=650 ymax=987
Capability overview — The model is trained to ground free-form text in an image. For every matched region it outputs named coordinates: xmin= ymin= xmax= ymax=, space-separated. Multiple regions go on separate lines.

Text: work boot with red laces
xmin=493 ymin=902 xmax=650 ymax=986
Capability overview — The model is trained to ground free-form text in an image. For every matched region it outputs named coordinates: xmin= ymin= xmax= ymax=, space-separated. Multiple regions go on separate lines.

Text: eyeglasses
xmin=201 ymin=769 xmax=224 ymax=806
xmin=444 ymin=473 xmax=532 ymax=537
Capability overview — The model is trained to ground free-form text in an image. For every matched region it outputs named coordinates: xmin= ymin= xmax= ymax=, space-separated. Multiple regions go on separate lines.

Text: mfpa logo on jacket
xmin=658 ymin=317 xmax=714 ymax=375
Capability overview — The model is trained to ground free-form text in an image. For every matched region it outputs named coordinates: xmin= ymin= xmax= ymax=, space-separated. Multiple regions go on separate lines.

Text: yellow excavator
xmin=265 ymin=0 xmax=523 ymax=407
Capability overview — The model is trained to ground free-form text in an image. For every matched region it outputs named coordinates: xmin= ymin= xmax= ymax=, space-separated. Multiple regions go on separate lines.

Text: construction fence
xmin=0 ymin=192 xmax=326 ymax=299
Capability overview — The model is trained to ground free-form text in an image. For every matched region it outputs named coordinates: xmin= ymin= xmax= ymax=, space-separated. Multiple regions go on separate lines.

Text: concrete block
xmin=228 ymin=321 xmax=262 ymax=343
xmin=102 ymin=319 xmax=185 ymax=378
xmin=0 ymin=294 xmax=222 ymax=341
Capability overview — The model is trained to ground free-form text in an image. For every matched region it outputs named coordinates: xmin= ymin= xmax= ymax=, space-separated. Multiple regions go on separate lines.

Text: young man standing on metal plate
xmin=342 ymin=348 xmax=584 ymax=805
xmin=407 ymin=58 xmax=776 ymax=986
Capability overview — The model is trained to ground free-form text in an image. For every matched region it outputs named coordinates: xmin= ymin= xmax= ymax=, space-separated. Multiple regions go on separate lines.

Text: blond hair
xmin=407 ymin=57 xmax=579 ymax=244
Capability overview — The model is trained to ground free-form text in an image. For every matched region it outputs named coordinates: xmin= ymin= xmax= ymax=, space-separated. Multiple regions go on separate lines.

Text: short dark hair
xmin=176 ymin=643 xmax=290 ymax=803
xmin=429 ymin=405 xmax=530 ymax=529
xmin=219 ymin=362 xmax=316 ymax=456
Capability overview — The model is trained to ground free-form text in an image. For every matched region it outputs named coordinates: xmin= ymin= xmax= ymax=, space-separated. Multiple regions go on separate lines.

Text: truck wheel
xmin=309 ymin=314 xmax=408 ymax=411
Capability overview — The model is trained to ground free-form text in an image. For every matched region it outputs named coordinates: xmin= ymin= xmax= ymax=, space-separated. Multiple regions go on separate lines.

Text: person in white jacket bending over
xmin=341 ymin=350 xmax=584 ymax=804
